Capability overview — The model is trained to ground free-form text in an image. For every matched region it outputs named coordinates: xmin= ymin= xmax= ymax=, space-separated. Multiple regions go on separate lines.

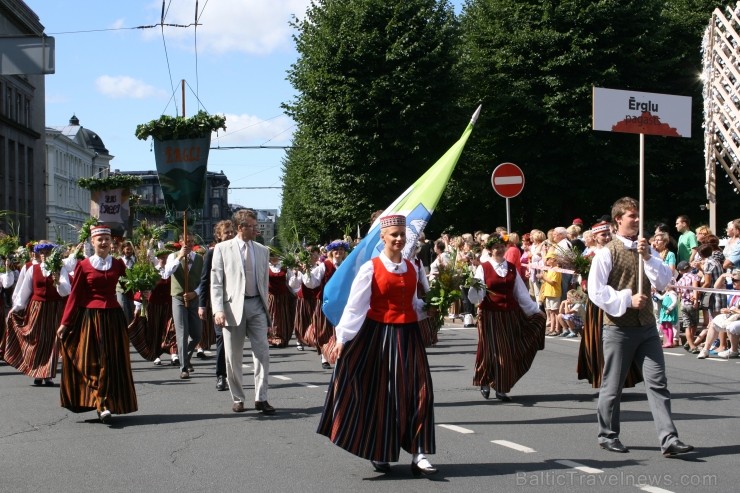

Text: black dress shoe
xmin=495 ymin=391 xmax=512 ymax=402
xmin=411 ymin=460 xmax=438 ymax=477
xmin=370 ymin=460 xmax=391 ymax=473
xmin=480 ymin=386 xmax=490 ymax=399
xmin=321 ymin=362 xmax=332 ymax=370
xmin=600 ymin=439 xmax=629 ymax=453
xmin=663 ymin=440 xmax=694 ymax=457
xmin=216 ymin=375 xmax=227 ymax=391
xmin=254 ymin=400 xmax=276 ymax=415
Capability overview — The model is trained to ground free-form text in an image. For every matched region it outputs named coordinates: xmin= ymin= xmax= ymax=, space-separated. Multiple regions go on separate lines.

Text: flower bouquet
xmin=425 ymin=250 xmax=471 ymax=334
xmin=42 ymin=245 xmax=65 ymax=285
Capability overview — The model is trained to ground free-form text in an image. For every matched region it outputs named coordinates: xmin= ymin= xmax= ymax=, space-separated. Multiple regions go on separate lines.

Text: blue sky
xmin=25 ymin=0 xmax=463 ymax=212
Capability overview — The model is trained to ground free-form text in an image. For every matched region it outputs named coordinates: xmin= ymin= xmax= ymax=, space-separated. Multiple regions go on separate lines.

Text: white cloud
xmin=148 ymin=0 xmax=312 ymax=55
xmin=94 ymin=75 xmax=167 ymax=99
xmin=110 ymin=18 xmax=126 ymax=30
xmin=211 ymin=113 xmax=294 ymax=146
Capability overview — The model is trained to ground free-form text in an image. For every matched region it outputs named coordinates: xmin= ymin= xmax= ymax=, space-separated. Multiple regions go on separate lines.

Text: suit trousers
xmin=597 ymin=324 xmax=679 ymax=452
xmin=117 ymin=293 xmax=134 ymax=326
xmin=224 ymin=297 xmax=270 ymax=403
xmin=172 ymin=296 xmax=202 ymax=372
xmin=214 ymin=324 xmax=226 ymax=377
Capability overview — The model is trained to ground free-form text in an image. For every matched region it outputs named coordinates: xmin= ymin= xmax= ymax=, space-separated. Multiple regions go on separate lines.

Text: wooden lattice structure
xmin=703 ymin=2 xmax=740 ymax=230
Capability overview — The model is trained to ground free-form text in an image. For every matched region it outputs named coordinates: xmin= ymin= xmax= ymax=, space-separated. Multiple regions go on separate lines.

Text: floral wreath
xmin=326 ymin=240 xmax=350 ymax=252
xmin=33 ymin=242 xmax=58 ymax=253
xmin=485 ymin=234 xmax=507 ymax=249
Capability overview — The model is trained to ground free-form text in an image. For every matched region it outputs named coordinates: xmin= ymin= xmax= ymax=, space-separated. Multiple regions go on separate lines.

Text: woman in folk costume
xmin=318 ymin=215 xmax=437 ymax=476
xmin=57 ymin=226 xmax=137 ymax=424
xmin=126 ymin=248 xmax=179 ymax=365
xmin=305 ymin=239 xmax=347 ymax=369
xmin=288 ymin=245 xmax=321 ymax=351
xmin=576 ymin=221 xmax=643 ymax=388
xmin=4 ymin=242 xmax=70 ymax=385
xmin=468 ymin=234 xmax=547 ymax=402
xmin=267 ymin=250 xmax=296 ymax=348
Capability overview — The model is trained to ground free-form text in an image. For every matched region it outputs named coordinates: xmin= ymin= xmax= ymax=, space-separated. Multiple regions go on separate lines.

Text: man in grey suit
xmin=588 ymin=197 xmax=692 ymax=456
xmin=210 ymin=209 xmax=275 ymax=414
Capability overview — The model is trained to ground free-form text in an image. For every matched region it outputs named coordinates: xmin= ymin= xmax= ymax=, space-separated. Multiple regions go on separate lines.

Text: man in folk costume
xmin=164 ymin=232 xmax=203 ymax=380
xmin=588 ymin=197 xmax=693 ymax=456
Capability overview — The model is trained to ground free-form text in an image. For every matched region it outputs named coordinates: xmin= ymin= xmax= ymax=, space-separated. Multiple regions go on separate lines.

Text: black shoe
xmin=33 ymin=378 xmax=43 ymax=386
xmin=216 ymin=375 xmax=227 ymax=391
xmin=600 ymin=439 xmax=629 ymax=453
xmin=663 ymin=440 xmax=694 ymax=457
xmin=321 ymin=362 xmax=331 ymax=370
xmin=196 ymin=351 xmax=206 ymax=359
xmin=495 ymin=391 xmax=511 ymax=402
xmin=179 ymin=371 xmax=190 ymax=380
xmin=480 ymin=386 xmax=490 ymax=399
xmin=411 ymin=460 xmax=438 ymax=477
xmin=254 ymin=401 xmax=276 ymax=415
xmin=186 ymin=365 xmax=195 ymax=373
xmin=371 ymin=460 xmax=391 ymax=473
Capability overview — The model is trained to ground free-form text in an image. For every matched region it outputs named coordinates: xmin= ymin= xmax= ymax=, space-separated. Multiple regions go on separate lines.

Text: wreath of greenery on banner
xmin=134 ymin=110 xmax=226 ymax=141
xmin=77 ymin=174 xmax=143 ymax=191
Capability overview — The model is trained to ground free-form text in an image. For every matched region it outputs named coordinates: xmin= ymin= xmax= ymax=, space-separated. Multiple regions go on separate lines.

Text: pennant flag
xmin=322 ymin=106 xmax=482 ymax=325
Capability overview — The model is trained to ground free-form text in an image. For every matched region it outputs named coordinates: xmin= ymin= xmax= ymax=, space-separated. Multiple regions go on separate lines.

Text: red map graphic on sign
xmin=611 ymin=111 xmax=681 ymax=137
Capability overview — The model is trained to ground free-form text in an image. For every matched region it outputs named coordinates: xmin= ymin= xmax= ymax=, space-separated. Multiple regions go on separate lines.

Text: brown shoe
xmin=179 ymin=370 xmax=190 ymax=379
xmin=254 ymin=401 xmax=276 ymax=415
xmin=232 ymin=401 xmax=247 ymax=413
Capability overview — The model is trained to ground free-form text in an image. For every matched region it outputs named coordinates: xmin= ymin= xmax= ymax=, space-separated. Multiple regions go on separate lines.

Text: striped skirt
xmin=126 ymin=302 xmax=175 ymax=361
xmin=60 ymin=308 xmax=138 ymax=415
xmin=474 ymin=308 xmax=546 ymax=393
xmin=317 ymin=319 xmax=435 ymax=462
xmin=198 ymin=302 xmax=216 ymax=350
xmin=294 ymin=298 xmax=316 ymax=346
xmin=418 ymin=317 xmax=438 ymax=347
xmin=309 ymin=304 xmax=334 ymax=349
xmin=576 ymin=301 xmax=643 ymax=389
xmin=268 ymin=292 xmax=295 ymax=348
xmin=3 ymin=299 xmax=63 ymax=379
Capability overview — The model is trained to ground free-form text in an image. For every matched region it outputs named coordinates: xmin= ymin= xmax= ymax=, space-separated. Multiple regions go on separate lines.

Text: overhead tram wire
xmin=160 ymin=0 xmax=179 ymax=115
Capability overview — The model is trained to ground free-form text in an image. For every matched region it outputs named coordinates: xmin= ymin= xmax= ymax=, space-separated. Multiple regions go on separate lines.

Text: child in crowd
xmin=538 ymin=252 xmax=562 ymax=335
xmin=654 ymin=285 xmax=679 ymax=348
xmin=557 ymin=289 xmax=586 ymax=338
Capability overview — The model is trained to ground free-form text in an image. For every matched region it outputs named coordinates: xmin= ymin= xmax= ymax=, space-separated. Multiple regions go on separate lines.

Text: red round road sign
xmin=491 ymin=162 xmax=525 ymax=198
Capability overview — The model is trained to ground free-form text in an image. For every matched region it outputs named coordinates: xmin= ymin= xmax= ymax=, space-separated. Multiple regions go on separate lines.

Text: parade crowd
xmin=1 ymin=203 xmax=738 ymax=473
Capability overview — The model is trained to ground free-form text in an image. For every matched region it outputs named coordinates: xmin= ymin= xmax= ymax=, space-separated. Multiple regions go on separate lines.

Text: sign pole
xmin=505 ymin=198 xmax=511 ymax=234
xmin=638 ymin=133 xmax=645 ymax=294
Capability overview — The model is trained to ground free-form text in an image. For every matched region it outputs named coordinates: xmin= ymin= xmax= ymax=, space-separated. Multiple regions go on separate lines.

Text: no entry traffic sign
xmin=491 ymin=162 xmax=525 ymax=198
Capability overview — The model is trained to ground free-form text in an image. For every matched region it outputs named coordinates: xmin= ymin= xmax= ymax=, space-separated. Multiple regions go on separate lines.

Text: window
xmin=211 ymin=204 xmax=220 ymax=218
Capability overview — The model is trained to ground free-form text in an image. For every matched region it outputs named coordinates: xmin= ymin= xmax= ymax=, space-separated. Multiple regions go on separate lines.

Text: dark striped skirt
xmin=60 ymin=308 xmax=138 ymax=415
xmin=418 ymin=317 xmax=438 ymax=347
xmin=309 ymin=304 xmax=334 ymax=349
xmin=474 ymin=308 xmax=546 ymax=393
xmin=294 ymin=298 xmax=316 ymax=346
xmin=576 ymin=301 xmax=643 ymax=388
xmin=126 ymin=302 xmax=175 ymax=361
xmin=317 ymin=319 xmax=435 ymax=462
xmin=3 ymin=299 xmax=63 ymax=379
xmin=198 ymin=301 xmax=216 ymax=350
xmin=268 ymin=292 xmax=296 ymax=347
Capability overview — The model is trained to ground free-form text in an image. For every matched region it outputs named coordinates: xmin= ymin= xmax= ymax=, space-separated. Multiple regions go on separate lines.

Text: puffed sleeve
xmin=468 ymin=264 xmax=486 ymax=305
xmin=334 ymin=261 xmax=374 ymax=344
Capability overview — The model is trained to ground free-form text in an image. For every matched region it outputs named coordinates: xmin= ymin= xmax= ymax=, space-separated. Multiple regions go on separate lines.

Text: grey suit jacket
xmin=210 ymin=237 xmax=270 ymax=327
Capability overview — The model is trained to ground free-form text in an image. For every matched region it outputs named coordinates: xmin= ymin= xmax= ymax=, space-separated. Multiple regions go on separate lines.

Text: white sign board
xmin=592 ymin=87 xmax=691 ymax=138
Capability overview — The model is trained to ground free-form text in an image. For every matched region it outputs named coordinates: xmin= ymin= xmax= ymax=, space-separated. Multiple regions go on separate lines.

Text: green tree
xmin=280 ymin=0 xmax=460 ymax=244
xmin=442 ymin=0 xmax=721 ymax=234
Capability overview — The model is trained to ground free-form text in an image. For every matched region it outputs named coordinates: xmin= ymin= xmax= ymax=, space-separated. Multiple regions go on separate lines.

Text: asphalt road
xmin=1 ymin=322 xmax=738 ymax=493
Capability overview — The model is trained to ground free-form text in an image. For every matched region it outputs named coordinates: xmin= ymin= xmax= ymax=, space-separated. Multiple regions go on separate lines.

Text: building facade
xmin=46 ymin=115 xmax=113 ymax=243
xmin=0 ymin=0 xmax=46 ymax=242
xmin=230 ymin=205 xmax=277 ymax=245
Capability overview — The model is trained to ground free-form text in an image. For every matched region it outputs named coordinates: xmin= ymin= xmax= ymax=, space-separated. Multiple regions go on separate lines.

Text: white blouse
xmin=467 ymin=258 xmax=540 ymax=316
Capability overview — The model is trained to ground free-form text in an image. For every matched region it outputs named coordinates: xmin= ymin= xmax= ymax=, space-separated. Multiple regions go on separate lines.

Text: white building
xmin=45 ymin=115 xmax=112 ymax=243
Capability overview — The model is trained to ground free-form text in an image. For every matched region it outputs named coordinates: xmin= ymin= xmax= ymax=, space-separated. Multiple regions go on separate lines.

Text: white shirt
xmin=335 ymin=252 xmax=427 ymax=344
xmin=467 ymin=258 xmax=540 ymax=316
xmin=11 ymin=263 xmax=71 ymax=312
xmin=587 ymin=235 xmax=672 ymax=318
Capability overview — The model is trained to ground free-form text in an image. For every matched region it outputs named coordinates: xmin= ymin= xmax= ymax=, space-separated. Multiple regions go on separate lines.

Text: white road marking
xmin=273 ymin=375 xmax=292 ymax=381
xmin=704 ymin=358 xmax=728 ymax=363
xmin=554 ymin=459 xmax=603 ymax=474
xmin=662 ymin=352 xmax=683 ymax=357
xmin=491 ymin=440 xmax=536 ymax=453
xmin=305 ymin=384 xmax=319 ymax=388
xmin=638 ymin=485 xmax=675 ymax=493
xmin=438 ymin=424 xmax=475 ymax=434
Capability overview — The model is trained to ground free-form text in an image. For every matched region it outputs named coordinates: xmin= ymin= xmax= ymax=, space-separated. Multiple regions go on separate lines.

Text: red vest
xmin=269 ymin=268 xmax=290 ymax=295
xmin=479 ymin=261 xmax=518 ymax=312
xmin=30 ymin=264 xmax=66 ymax=302
xmin=366 ymin=257 xmax=418 ymax=324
